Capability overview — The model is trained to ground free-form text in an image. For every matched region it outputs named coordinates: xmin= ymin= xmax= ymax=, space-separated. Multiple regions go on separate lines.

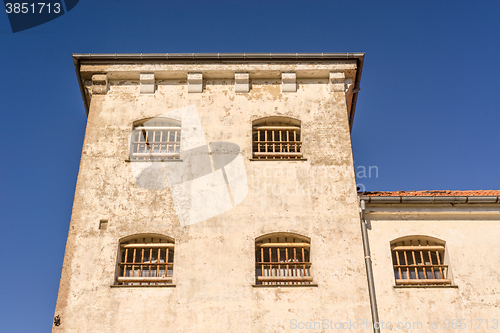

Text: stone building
xmin=53 ymin=53 xmax=500 ymax=332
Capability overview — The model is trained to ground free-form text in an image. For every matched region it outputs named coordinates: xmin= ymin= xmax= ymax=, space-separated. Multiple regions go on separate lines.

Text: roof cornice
xmin=72 ymin=53 xmax=364 ymax=126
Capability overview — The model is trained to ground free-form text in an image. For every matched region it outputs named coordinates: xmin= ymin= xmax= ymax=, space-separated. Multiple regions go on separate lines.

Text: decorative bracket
xmin=140 ymin=73 xmax=155 ymax=94
xmin=235 ymin=73 xmax=249 ymax=93
xmin=92 ymin=74 xmax=108 ymax=95
xmin=329 ymin=71 xmax=346 ymax=92
xmin=330 ymin=71 xmax=354 ymax=95
xmin=281 ymin=72 xmax=297 ymax=92
xmin=188 ymin=73 xmax=203 ymax=93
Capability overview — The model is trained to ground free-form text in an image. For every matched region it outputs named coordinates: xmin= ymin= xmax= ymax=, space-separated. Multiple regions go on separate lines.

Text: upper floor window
xmin=255 ymin=233 xmax=312 ymax=285
xmin=391 ymin=236 xmax=451 ymax=286
xmin=252 ymin=117 xmax=302 ymax=160
xmin=116 ymin=234 xmax=174 ymax=286
xmin=130 ymin=118 xmax=181 ymax=161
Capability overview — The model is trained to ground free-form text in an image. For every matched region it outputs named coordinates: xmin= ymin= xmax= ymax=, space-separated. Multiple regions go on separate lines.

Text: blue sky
xmin=1 ymin=1 xmax=500 ymax=331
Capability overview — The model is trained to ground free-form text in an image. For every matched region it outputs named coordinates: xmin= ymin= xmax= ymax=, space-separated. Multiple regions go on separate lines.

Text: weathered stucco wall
xmin=53 ymin=61 xmax=372 ymax=332
xmin=366 ymin=206 xmax=500 ymax=332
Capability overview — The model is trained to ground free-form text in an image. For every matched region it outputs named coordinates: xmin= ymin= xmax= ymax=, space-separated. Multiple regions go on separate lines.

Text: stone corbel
xmin=140 ymin=73 xmax=155 ymax=94
xmin=92 ymin=73 xmax=108 ymax=95
xmin=235 ymin=73 xmax=249 ymax=93
xmin=281 ymin=72 xmax=297 ymax=93
xmin=330 ymin=71 xmax=355 ymax=96
xmin=329 ymin=71 xmax=346 ymax=92
xmin=188 ymin=73 xmax=203 ymax=93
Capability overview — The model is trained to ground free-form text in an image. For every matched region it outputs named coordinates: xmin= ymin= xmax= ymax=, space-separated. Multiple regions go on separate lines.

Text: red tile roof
xmin=361 ymin=190 xmax=500 ymax=197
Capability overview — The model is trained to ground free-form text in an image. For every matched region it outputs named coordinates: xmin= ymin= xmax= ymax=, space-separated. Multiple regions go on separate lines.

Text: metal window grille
xmin=391 ymin=239 xmax=450 ymax=286
xmin=255 ymin=235 xmax=312 ymax=285
xmin=117 ymin=237 xmax=174 ymax=286
xmin=130 ymin=118 xmax=181 ymax=161
xmin=252 ymin=125 xmax=302 ymax=159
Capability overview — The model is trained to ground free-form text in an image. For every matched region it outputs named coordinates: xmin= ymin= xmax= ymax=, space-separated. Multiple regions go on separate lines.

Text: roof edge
xmin=360 ymin=195 xmax=500 ymax=204
xmin=72 ymin=52 xmax=365 ymax=61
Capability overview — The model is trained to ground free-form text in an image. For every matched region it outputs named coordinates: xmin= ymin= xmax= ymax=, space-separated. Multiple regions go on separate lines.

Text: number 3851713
xmin=5 ymin=3 xmax=61 ymax=14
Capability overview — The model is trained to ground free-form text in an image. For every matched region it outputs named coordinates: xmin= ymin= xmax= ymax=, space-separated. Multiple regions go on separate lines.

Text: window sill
xmin=111 ymin=284 xmax=176 ymax=288
xmin=252 ymin=283 xmax=318 ymax=288
xmin=394 ymin=285 xmax=458 ymax=289
xmin=249 ymin=158 xmax=307 ymax=162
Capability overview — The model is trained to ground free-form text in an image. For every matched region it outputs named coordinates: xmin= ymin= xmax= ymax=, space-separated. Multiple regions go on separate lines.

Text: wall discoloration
xmin=54 ymin=58 xmax=370 ymax=332
xmin=366 ymin=205 xmax=500 ymax=332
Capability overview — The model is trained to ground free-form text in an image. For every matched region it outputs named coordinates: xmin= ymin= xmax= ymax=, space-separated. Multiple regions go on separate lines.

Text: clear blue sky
xmin=1 ymin=1 xmax=499 ymax=331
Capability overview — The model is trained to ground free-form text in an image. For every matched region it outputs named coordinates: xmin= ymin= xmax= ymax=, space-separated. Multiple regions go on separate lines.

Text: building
xmin=359 ymin=190 xmax=500 ymax=332
xmin=53 ymin=53 xmax=500 ymax=332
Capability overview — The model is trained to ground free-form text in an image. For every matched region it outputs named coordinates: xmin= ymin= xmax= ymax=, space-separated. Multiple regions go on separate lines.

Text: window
xmin=130 ymin=118 xmax=181 ymax=161
xmin=391 ymin=236 xmax=451 ymax=286
xmin=255 ymin=233 xmax=312 ymax=285
xmin=252 ymin=117 xmax=302 ymax=159
xmin=116 ymin=235 xmax=174 ymax=286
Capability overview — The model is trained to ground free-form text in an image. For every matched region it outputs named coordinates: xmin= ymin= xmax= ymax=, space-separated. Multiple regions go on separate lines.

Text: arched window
xmin=252 ymin=117 xmax=302 ymax=160
xmin=391 ymin=236 xmax=451 ymax=286
xmin=130 ymin=117 xmax=181 ymax=161
xmin=255 ymin=233 xmax=312 ymax=285
xmin=116 ymin=234 xmax=174 ymax=286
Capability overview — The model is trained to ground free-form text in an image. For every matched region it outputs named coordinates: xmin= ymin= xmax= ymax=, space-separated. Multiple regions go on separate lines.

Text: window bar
xmin=272 ymin=130 xmax=275 ymax=159
xmin=166 ymin=130 xmax=170 ymax=158
xmin=285 ymin=238 xmax=289 ymax=279
xmin=140 ymin=248 xmax=145 ymax=284
xmin=166 ymin=248 xmax=170 ymax=278
xmin=157 ymin=248 xmax=161 ymax=285
xmin=427 ymin=243 xmax=436 ymax=280
xmin=148 ymin=248 xmax=152 ymax=285
xmin=436 ymin=249 xmax=444 ymax=279
xmin=411 ymin=248 xmax=418 ymax=283
xmin=279 ymin=131 xmax=282 ymax=155
xmin=260 ymin=247 xmax=265 ymax=284
xmin=152 ymin=130 xmax=156 ymax=156
xmin=123 ymin=248 xmax=129 ymax=284
xmin=258 ymin=130 xmax=261 ymax=154
xmin=395 ymin=249 xmax=402 ymax=280
xmin=418 ymin=245 xmax=427 ymax=282
xmin=131 ymin=248 xmax=136 ymax=285
xmin=286 ymin=130 xmax=290 ymax=153
xmin=264 ymin=130 xmax=268 ymax=159
xmin=294 ymin=247 xmax=298 ymax=285
xmin=294 ymin=131 xmax=297 ymax=158
xmin=403 ymin=249 xmax=409 ymax=280
xmin=174 ymin=131 xmax=178 ymax=156
xmin=277 ymin=243 xmax=281 ymax=285
xmin=301 ymin=247 xmax=306 ymax=281
xmin=269 ymin=247 xmax=273 ymax=285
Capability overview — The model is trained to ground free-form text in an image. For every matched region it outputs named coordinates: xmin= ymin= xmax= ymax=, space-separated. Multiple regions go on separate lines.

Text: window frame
xmin=391 ymin=236 xmax=452 ymax=287
xmin=115 ymin=235 xmax=175 ymax=286
xmin=255 ymin=233 xmax=313 ymax=286
xmin=252 ymin=117 xmax=303 ymax=160
xmin=129 ymin=117 xmax=181 ymax=162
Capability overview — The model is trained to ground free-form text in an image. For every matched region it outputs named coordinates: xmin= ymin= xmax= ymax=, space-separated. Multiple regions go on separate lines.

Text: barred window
xmin=391 ymin=236 xmax=451 ymax=286
xmin=116 ymin=235 xmax=174 ymax=286
xmin=255 ymin=233 xmax=312 ymax=285
xmin=252 ymin=117 xmax=302 ymax=159
xmin=130 ymin=118 xmax=181 ymax=161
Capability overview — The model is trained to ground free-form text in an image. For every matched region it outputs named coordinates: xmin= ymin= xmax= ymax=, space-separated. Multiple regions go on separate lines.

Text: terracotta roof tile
xmin=360 ymin=190 xmax=500 ymax=197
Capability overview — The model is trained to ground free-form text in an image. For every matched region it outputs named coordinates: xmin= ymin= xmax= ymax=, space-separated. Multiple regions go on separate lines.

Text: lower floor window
xmin=116 ymin=235 xmax=174 ymax=286
xmin=391 ymin=237 xmax=451 ymax=286
xmin=255 ymin=233 xmax=312 ymax=285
